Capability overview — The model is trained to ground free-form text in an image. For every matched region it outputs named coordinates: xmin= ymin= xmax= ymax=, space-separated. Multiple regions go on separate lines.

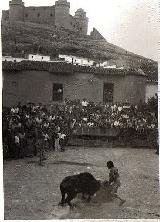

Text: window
xmin=37 ymin=13 xmax=40 ymax=17
xmin=42 ymin=57 xmax=43 ymax=60
xmin=32 ymin=56 xmax=33 ymax=58
xmin=52 ymin=83 xmax=63 ymax=102
xmin=50 ymin=13 xmax=53 ymax=16
xmin=103 ymin=83 xmax=114 ymax=103
xmin=25 ymin=13 xmax=28 ymax=17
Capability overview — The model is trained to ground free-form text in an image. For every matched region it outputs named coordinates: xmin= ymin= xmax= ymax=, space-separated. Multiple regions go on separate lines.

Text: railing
xmin=73 ymin=127 xmax=120 ymax=137
xmin=69 ymin=127 xmax=157 ymax=148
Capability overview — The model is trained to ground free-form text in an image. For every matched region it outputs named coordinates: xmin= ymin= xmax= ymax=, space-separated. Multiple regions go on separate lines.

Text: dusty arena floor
xmin=3 ymin=147 xmax=160 ymax=219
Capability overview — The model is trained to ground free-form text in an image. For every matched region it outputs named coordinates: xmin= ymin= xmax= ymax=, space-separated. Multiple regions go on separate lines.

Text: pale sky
xmin=0 ymin=0 xmax=159 ymax=60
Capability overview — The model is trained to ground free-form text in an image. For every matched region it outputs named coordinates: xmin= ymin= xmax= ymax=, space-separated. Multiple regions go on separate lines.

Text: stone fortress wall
xmin=23 ymin=6 xmax=56 ymax=26
xmin=2 ymin=0 xmax=89 ymax=35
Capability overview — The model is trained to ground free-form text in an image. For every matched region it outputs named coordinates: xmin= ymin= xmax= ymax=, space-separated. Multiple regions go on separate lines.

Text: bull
xmin=59 ymin=172 xmax=101 ymax=207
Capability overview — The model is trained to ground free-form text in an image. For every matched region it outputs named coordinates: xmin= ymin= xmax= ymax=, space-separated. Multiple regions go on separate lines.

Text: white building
xmin=59 ymin=55 xmax=73 ymax=63
xmin=100 ymin=61 xmax=108 ymax=68
xmin=2 ymin=56 xmax=25 ymax=62
xmin=99 ymin=60 xmax=118 ymax=69
xmin=28 ymin=54 xmax=50 ymax=62
xmin=59 ymin=54 xmax=95 ymax=66
xmin=104 ymin=65 xmax=117 ymax=69
xmin=3 ymin=54 xmax=51 ymax=62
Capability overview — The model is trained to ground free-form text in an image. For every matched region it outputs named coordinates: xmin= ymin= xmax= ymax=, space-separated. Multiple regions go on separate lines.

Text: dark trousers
xmin=60 ymin=139 xmax=65 ymax=151
xmin=14 ymin=143 xmax=20 ymax=159
xmin=19 ymin=140 xmax=26 ymax=158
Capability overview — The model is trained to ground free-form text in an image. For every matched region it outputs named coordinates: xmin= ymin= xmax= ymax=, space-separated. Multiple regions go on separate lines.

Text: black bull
xmin=59 ymin=172 xmax=110 ymax=207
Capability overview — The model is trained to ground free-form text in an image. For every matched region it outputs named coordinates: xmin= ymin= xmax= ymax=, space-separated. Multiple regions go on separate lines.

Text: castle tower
xmin=55 ymin=0 xmax=70 ymax=29
xmin=74 ymin=8 xmax=88 ymax=35
xmin=9 ymin=0 xmax=24 ymax=22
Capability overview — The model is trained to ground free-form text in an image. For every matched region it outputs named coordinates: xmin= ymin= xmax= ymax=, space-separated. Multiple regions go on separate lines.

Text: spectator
xmin=82 ymin=98 xmax=89 ymax=107
xmin=2 ymin=97 xmax=158 ymax=159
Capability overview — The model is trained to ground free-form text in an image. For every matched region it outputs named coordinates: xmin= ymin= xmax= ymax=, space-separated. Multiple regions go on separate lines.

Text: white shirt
xmin=11 ymin=108 xmax=19 ymax=113
xmin=36 ymin=117 xmax=42 ymax=123
xmin=114 ymin=121 xmax=119 ymax=126
xmin=82 ymin=100 xmax=88 ymax=107
xmin=87 ymin=122 xmax=94 ymax=127
xmin=118 ymin=107 xmax=122 ymax=112
xmin=15 ymin=136 xmax=20 ymax=144
xmin=59 ymin=134 xmax=66 ymax=139
xmin=43 ymin=134 xmax=49 ymax=141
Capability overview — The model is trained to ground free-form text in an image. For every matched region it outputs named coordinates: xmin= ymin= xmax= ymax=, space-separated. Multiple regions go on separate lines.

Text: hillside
xmin=1 ymin=21 xmax=158 ymax=80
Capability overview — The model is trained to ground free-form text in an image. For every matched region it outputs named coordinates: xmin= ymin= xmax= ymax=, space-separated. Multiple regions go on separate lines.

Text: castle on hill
xmin=2 ymin=0 xmax=89 ymax=35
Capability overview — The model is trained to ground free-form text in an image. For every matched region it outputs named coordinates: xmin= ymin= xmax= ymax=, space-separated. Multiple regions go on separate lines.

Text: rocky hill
xmin=1 ymin=21 xmax=158 ymax=80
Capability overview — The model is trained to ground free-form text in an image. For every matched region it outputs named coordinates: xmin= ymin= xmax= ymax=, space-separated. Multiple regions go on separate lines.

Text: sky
xmin=0 ymin=0 xmax=159 ymax=60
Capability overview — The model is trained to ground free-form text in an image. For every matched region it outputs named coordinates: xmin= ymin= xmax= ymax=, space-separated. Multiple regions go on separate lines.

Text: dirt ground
xmin=3 ymin=146 xmax=160 ymax=219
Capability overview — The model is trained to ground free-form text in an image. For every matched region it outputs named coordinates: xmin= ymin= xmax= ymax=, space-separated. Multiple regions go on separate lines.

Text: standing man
xmin=106 ymin=161 xmax=126 ymax=206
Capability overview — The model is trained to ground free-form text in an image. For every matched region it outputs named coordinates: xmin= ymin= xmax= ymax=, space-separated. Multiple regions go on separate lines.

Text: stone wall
xmin=9 ymin=1 xmax=24 ymax=22
xmin=123 ymin=74 xmax=147 ymax=104
xmin=2 ymin=10 xmax=9 ymax=21
xmin=2 ymin=69 xmax=147 ymax=107
xmin=3 ymin=0 xmax=88 ymax=34
xmin=24 ymin=6 xmax=55 ymax=25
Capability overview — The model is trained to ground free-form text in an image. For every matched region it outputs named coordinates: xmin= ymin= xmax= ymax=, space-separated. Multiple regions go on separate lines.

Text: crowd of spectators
xmin=2 ymin=98 xmax=158 ymax=159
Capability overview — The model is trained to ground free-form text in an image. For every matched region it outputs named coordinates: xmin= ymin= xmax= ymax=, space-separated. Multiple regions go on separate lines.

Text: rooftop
xmin=2 ymin=60 xmax=148 ymax=78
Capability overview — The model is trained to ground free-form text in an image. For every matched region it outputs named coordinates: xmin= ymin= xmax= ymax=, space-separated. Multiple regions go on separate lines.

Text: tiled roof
xmin=2 ymin=60 xmax=150 ymax=78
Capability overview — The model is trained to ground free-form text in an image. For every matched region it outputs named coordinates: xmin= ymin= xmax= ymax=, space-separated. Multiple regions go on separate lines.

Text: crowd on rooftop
xmin=2 ymin=97 xmax=158 ymax=159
